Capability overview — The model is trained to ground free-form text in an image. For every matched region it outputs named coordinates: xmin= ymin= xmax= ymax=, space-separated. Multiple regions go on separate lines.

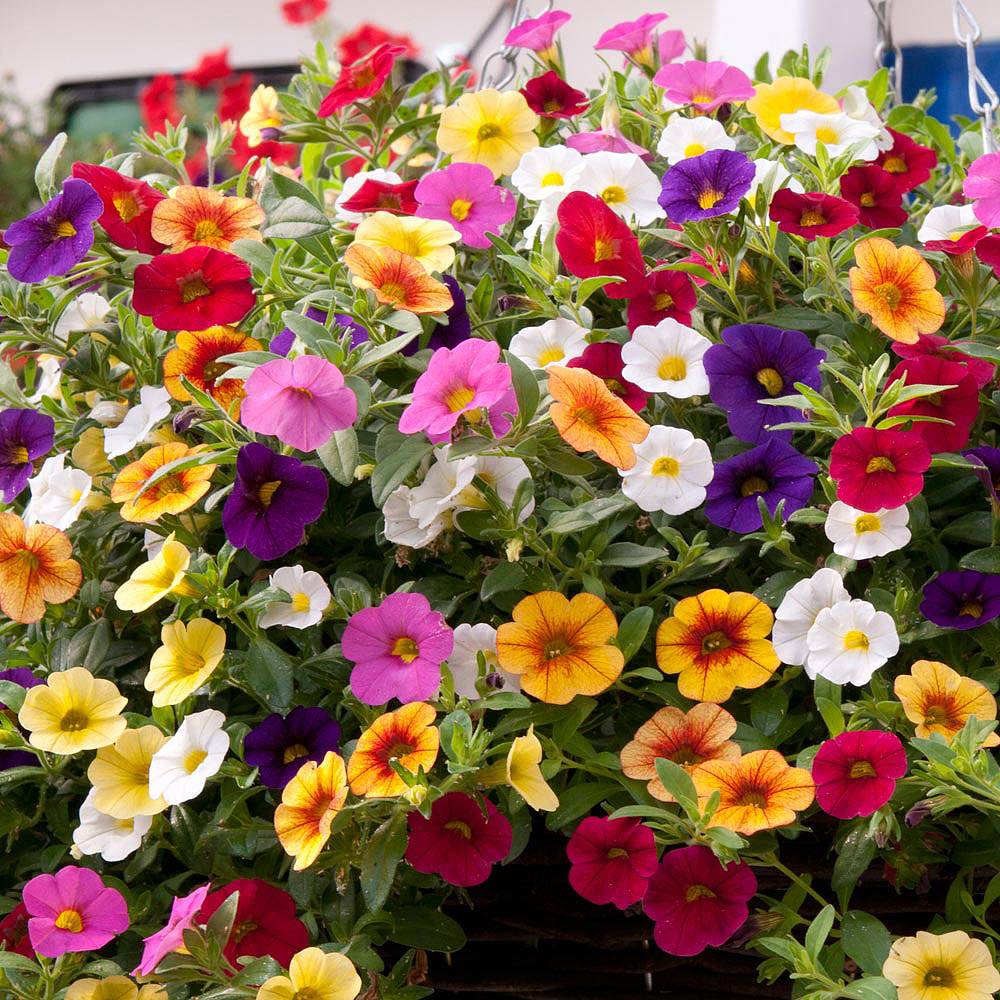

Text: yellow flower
xmin=746 ymin=76 xmax=839 ymax=144
xmin=18 ymin=667 xmax=127 ymax=755
xmin=114 ymin=535 xmax=191 ymax=613
xmin=507 ymin=726 xmax=558 ymax=812
xmin=256 ymin=946 xmax=361 ymax=1000
xmin=883 ymin=930 xmax=1000 ymax=1000
xmin=275 ymin=752 xmax=349 ymax=871
xmin=240 ymin=84 xmax=283 ymax=147
xmin=87 ymin=725 xmax=168 ymax=819
xmin=66 ymin=978 xmax=167 ymax=1000
xmin=436 ymin=89 xmax=540 ymax=177
xmin=145 ymin=618 xmax=226 ymax=707
xmin=111 ymin=443 xmax=217 ymax=524
xmin=352 ymin=212 xmax=460 ymax=274
xmin=72 ymin=426 xmax=112 ymax=476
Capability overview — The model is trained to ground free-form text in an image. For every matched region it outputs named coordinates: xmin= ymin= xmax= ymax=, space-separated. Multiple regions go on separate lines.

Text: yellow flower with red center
xmin=496 ymin=591 xmax=624 ymax=705
xmin=162 ymin=326 xmax=262 ymax=416
xmin=746 ymin=76 xmax=839 ymax=144
xmin=436 ymin=89 xmax=540 ymax=177
xmin=343 ymin=244 xmax=454 ymax=314
xmin=655 ymin=589 xmax=779 ymax=703
xmin=274 ymin=751 xmax=349 ymax=871
xmin=347 ymin=702 xmax=439 ymax=798
xmin=353 ymin=212 xmax=460 ymax=274
xmin=110 ymin=442 xmax=217 ymax=523
xmin=620 ymin=703 xmax=741 ymax=801
xmin=0 ymin=512 xmax=82 ymax=624
xmin=150 ymin=185 xmax=265 ymax=252
xmin=849 ymin=237 xmax=946 ymax=344
xmin=691 ymin=749 xmax=815 ymax=835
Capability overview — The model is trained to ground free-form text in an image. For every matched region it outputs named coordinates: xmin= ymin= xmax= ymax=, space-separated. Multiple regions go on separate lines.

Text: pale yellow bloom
xmin=256 ymin=946 xmax=361 ymax=1000
xmin=145 ymin=618 xmax=226 ymax=707
xmin=240 ymin=84 xmax=283 ymax=146
xmin=352 ymin=212 xmax=460 ymax=274
xmin=87 ymin=725 xmax=168 ymax=819
xmin=436 ymin=89 xmax=539 ymax=177
xmin=506 ymin=725 xmax=558 ymax=811
xmin=883 ymin=930 xmax=1000 ymax=1000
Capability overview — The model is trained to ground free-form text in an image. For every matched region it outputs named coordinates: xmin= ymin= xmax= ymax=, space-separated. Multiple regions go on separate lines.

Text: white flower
xmin=804 ymin=599 xmax=900 ymax=685
xmin=917 ymin=203 xmax=981 ymax=246
xmin=509 ymin=318 xmax=589 ymax=370
xmin=334 ymin=167 xmax=402 ymax=223
xmin=621 ymin=318 xmax=711 ymax=396
xmin=745 ymin=158 xmax=805 ymax=204
xmin=448 ymin=623 xmax=520 ymax=699
xmin=577 ymin=151 xmax=665 ymax=225
xmin=409 ymin=453 xmax=479 ymax=529
xmin=465 ymin=454 xmax=534 ymax=518
xmin=54 ymin=292 xmax=111 ymax=342
xmin=772 ymin=567 xmax=850 ymax=666
xmin=779 ymin=110 xmax=880 ymax=161
xmin=620 ymin=425 xmax=713 ymax=514
xmin=148 ymin=709 xmax=229 ymax=806
xmin=143 ymin=529 xmax=166 ymax=560
xmin=27 ymin=355 xmax=63 ymax=403
xmin=383 ymin=485 xmax=446 ymax=548
xmin=824 ymin=502 xmax=911 ymax=560
xmin=523 ymin=197 xmax=559 ymax=245
xmin=259 ymin=565 xmax=332 ymax=629
xmin=511 ymin=145 xmax=584 ymax=201
xmin=657 ymin=116 xmax=736 ymax=165
xmin=23 ymin=454 xmax=92 ymax=529
xmin=842 ymin=85 xmax=893 ymax=151
xmin=73 ymin=790 xmax=151 ymax=862
xmin=89 ymin=400 xmax=128 ymax=426
xmin=103 ymin=386 xmax=172 ymax=459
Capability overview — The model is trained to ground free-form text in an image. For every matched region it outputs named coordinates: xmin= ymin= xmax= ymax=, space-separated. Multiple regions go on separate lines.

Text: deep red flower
xmin=567 ymin=342 xmax=648 ymax=412
xmin=556 ymin=192 xmax=645 ymax=299
xmin=520 ymin=71 xmax=589 ymax=119
xmin=140 ymin=74 xmax=181 ymax=133
xmin=566 ymin=816 xmax=658 ymax=910
xmin=71 ymin=162 xmax=166 ymax=255
xmin=643 ymin=845 xmax=756 ymax=957
xmin=0 ymin=903 xmax=33 ymax=958
xmin=405 ymin=792 xmax=512 ymax=887
xmin=337 ymin=23 xmax=418 ymax=65
xmin=893 ymin=333 xmax=994 ymax=389
xmin=132 ymin=246 xmax=255 ymax=331
xmin=925 ymin=224 xmax=987 ymax=256
xmin=812 ymin=730 xmax=907 ymax=820
xmin=230 ymin=130 xmax=298 ymax=170
xmin=625 ymin=266 xmax=696 ymax=331
xmin=318 ymin=43 xmax=404 ymax=118
xmin=340 ymin=178 xmax=419 ymax=216
xmin=769 ymin=189 xmax=859 ymax=239
xmin=198 ymin=879 xmax=308 ymax=969
xmin=281 ymin=0 xmax=328 ymax=24
xmin=218 ymin=72 xmax=254 ymax=123
xmin=876 ymin=128 xmax=938 ymax=193
xmin=184 ymin=48 xmax=232 ymax=89
xmin=829 ymin=426 xmax=932 ymax=512
xmin=976 ymin=233 xmax=1000 ymax=276
xmin=839 ymin=164 xmax=907 ymax=229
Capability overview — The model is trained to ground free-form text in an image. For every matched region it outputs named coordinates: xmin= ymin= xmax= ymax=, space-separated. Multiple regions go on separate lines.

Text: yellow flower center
xmin=184 ymin=748 xmax=208 ymax=773
xmin=651 ymin=456 xmax=680 ymax=477
xmin=843 ymin=629 xmax=870 ymax=651
xmin=537 ymin=347 xmax=564 ymax=367
xmin=543 ymin=638 xmax=569 ymax=660
xmin=872 ymin=281 xmax=902 ymax=310
xmin=814 ymin=125 xmax=840 ymax=145
xmin=883 ymin=155 xmax=906 ymax=174
xmin=180 ymin=275 xmax=212 ymax=302
xmin=959 ymin=601 xmax=984 ymax=619
xmin=9 ymin=445 xmax=29 ymax=464
xmin=683 ymin=142 xmax=706 ymax=158
xmin=477 ymin=122 xmax=502 ymax=141
xmin=684 ymin=883 xmax=717 ymax=902
xmin=592 ymin=237 xmax=615 ymax=262
xmin=450 ymin=198 xmax=473 ymax=222
xmin=193 ymin=219 xmax=225 ymax=242
xmin=701 ymin=630 xmax=731 ymax=654
xmin=657 ymin=355 xmax=687 ymax=381
xmin=291 ymin=592 xmax=311 ymax=614
xmin=697 ymin=188 xmax=723 ymax=210
xmin=54 ymin=909 xmax=83 ymax=933
xmin=799 ymin=209 xmax=827 ymax=227
xmin=291 ymin=989 xmax=322 ymax=1000
xmin=740 ymin=476 xmax=769 ymax=497
xmin=282 ymin=743 xmax=310 ymax=764
xmin=848 ymin=760 xmax=877 ymax=779
xmin=540 ymin=171 xmax=564 ymax=187
xmin=60 ymin=709 xmax=90 ymax=732
xmin=379 ymin=280 xmax=407 ymax=302
xmin=854 ymin=513 xmax=881 ymax=534
xmin=922 ymin=967 xmax=954 ymax=988
xmin=257 ymin=480 xmax=282 ymax=507
xmin=652 ymin=292 xmax=674 ymax=311
xmin=444 ymin=384 xmax=476 ymax=412
xmin=736 ymin=787 xmax=769 ymax=807
xmin=113 ymin=193 xmax=140 ymax=223
xmin=606 ymin=846 xmax=629 ymax=859
xmin=866 ymin=456 xmax=895 ymax=474
xmin=443 ymin=820 xmax=473 ymax=839
xmin=54 ymin=219 xmax=77 ymax=239
xmin=391 ymin=636 xmax=420 ymax=662
xmin=175 ymin=649 xmax=207 ymax=675
xmin=859 ymin=192 xmax=876 ymax=207
xmin=691 ymin=92 xmax=713 ymax=105
xmin=755 ymin=367 xmax=784 ymax=396
xmin=600 ymin=185 xmax=627 ymax=205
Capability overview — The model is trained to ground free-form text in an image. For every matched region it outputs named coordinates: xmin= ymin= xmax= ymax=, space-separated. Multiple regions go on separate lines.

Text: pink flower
xmin=240 ymin=355 xmax=357 ymax=452
xmin=595 ymin=13 xmax=667 ymax=68
xmin=566 ymin=816 xmax=658 ymax=909
xmin=398 ymin=339 xmax=513 ymax=442
xmin=566 ymin=127 xmax=652 ymax=158
xmin=659 ymin=30 xmax=686 ymax=64
xmin=342 ymin=591 xmax=454 ymax=705
xmin=653 ymin=60 xmax=755 ymax=112
xmin=963 ymin=152 xmax=1000 ymax=228
xmin=415 ymin=163 xmax=516 ymax=250
xmin=133 ymin=884 xmax=210 ymax=976
xmin=504 ymin=9 xmax=571 ymax=56
xmin=23 ymin=866 xmax=129 ymax=958
xmin=812 ymin=730 xmax=907 ymax=820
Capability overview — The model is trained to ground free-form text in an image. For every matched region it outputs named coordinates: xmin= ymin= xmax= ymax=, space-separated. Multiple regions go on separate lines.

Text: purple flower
xmin=703 ymin=324 xmax=825 ymax=443
xmin=243 ymin=706 xmax=341 ymax=788
xmin=271 ymin=307 xmax=368 ymax=356
xmin=658 ymin=149 xmax=755 ymax=223
xmin=705 ymin=438 xmax=817 ymax=533
xmin=920 ymin=570 xmax=1000 ymax=630
xmin=428 ymin=277 xmax=472 ymax=351
xmin=965 ymin=446 xmax=1000 ymax=508
xmin=0 ymin=408 xmax=55 ymax=503
xmin=222 ymin=443 xmax=328 ymax=561
xmin=0 ymin=668 xmax=41 ymax=771
xmin=415 ymin=163 xmax=516 ymax=249
xmin=5 ymin=178 xmax=103 ymax=283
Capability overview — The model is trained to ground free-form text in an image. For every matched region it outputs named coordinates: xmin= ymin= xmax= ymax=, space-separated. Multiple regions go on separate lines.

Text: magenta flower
xmin=566 ymin=816 xmax=658 ymax=909
xmin=659 ymin=30 xmax=686 ymax=63
xmin=23 ymin=866 xmax=129 ymax=957
xmin=963 ymin=152 xmax=1000 ymax=228
xmin=567 ymin=127 xmax=652 ymax=158
xmin=342 ymin=592 xmax=454 ymax=705
xmin=812 ymin=730 xmax=907 ymax=820
xmin=240 ymin=355 xmax=357 ymax=452
xmin=415 ymin=163 xmax=516 ymax=250
xmin=653 ymin=60 xmax=755 ymax=112
xmin=133 ymin=884 xmax=210 ymax=976
xmin=595 ymin=13 xmax=667 ymax=67
xmin=504 ymin=9 xmax=571 ymax=55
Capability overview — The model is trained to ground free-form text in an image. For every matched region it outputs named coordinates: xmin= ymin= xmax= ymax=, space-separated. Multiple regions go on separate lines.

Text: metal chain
xmin=869 ymin=0 xmax=903 ymax=103
xmin=951 ymin=0 xmax=1000 ymax=153
xmin=478 ymin=0 xmax=553 ymax=91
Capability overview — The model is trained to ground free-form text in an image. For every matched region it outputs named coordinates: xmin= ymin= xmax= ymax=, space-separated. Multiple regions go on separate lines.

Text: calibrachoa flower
xmin=511 ymin=144 xmax=584 ymax=201
xmin=578 ymin=151 xmax=665 ymax=226
xmin=114 ymin=535 xmax=190 ymax=612
xmin=0 ymin=513 xmax=82 ymax=623
xmin=71 ymin=162 xmax=166 ymax=254
xmin=163 ymin=326 xmax=262 ymax=415
xmin=805 ymin=598 xmax=900 ymax=685
xmin=87 ymin=725 xmax=168 ymax=819
xmin=415 ymin=163 xmax=515 ymax=249
xmin=150 ymin=186 xmax=264 ymax=252
xmin=920 ymin=570 xmax=1000 ymax=630
xmin=619 ymin=424 xmax=713 ymax=514
xmin=73 ymin=790 xmax=152 ymax=863
xmin=883 ymin=930 xmax=1000 ymax=1000
xmin=148 ymin=708 xmax=229 ymax=805
xmin=54 ymin=290 xmax=111 ymax=341
xmin=779 ymin=110 xmax=880 ymax=160
xmin=520 ymin=71 xmax=589 ymax=119
xmin=829 ymin=426 xmax=932 ymax=512
xmin=877 ymin=127 xmax=938 ymax=191
xmin=919 ymin=203 xmax=987 ymax=254
xmin=653 ymin=59 xmax=754 ymax=112
xmin=239 ymin=84 xmax=283 ymax=146
xmin=111 ymin=442 xmax=217 ymax=523
xmin=595 ymin=13 xmax=668 ymax=69
xmin=658 ymin=149 xmax=755 ymax=223
xmin=259 ymin=564 xmax=332 ymax=629
xmin=812 ymin=730 xmax=907 ymax=819
xmin=341 ymin=176 xmax=419 ymax=216
xmin=963 ymin=151 xmax=1000 ymax=227
xmin=258 ymin=948 xmax=361 ymax=1000
xmin=353 ymin=212 xmax=460 ymax=274
xmin=824 ymin=500 xmax=911 ymax=559
xmin=448 ymin=622 xmax=520 ymax=698
xmin=245 ymin=706 xmax=341 ymax=789
xmin=317 ymin=41 xmax=403 ymax=117
xmin=886 ymin=355 xmax=979 ymax=454
xmin=772 ymin=567 xmax=850 ymax=666
xmin=657 ymin=115 xmax=736 ymax=164
xmin=768 ymin=189 xmax=859 ymax=239
xmin=509 ymin=317 xmax=588 ymax=370
xmin=625 ymin=267 xmax=697 ymax=331
xmin=504 ymin=8 xmax=570 ymax=62
xmin=347 ymin=702 xmax=439 ymax=798
xmin=505 ymin=725 xmax=558 ymax=811
xmin=746 ymin=76 xmax=839 ymax=144
xmin=621 ymin=318 xmax=711 ymax=397
xmin=145 ymin=618 xmax=226 ymax=707
xmin=344 ymin=244 xmax=454 ymax=313
xmin=0 ymin=407 xmax=54 ymax=502
xmin=103 ymin=386 xmax=171 ymax=460
xmin=133 ymin=884 xmax=209 ymax=976
xmin=275 ymin=751 xmax=349 ymax=870
xmin=895 ymin=659 xmax=1000 ymax=746
xmin=567 ymin=341 xmax=647 ymax=411
xmin=840 ymin=164 xmax=908 ymax=229
xmin=567 ymin=816 xmax=658 ymax=909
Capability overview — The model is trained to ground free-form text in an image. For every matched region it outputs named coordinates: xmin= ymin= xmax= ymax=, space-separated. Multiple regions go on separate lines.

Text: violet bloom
xmin=658 ymin=149 xmax=755 ymax=223
xmin=271 ymin=307 xmax=368 ymax=356
xmin=133 ymin=884 xmax=209 ymax=976
xmin=965 ymin=446 xmax=1000 ymax=509
xmin=595 ymin=13 xmax=668 ymax=67
xmin=5 ymin=178 xmax=103 ymax=283
xmin=244 ymin=706 xmax=341 ymax=788
xmin=504 ymin=9 xmax=571 ymax=55
xmin=703 ymin=324 xmax=825 ymax=443
xmin=705 ymin=438 xmax=817 ymax=533
xmin=920 ymin=570 xmax=1000 ymax=630
xmin=222 ymin=443 xmax=328 ymax=561
xmin=429 ymin=276 xmax=472 ymax=350
xmin=653 ymin=59 xmax=756 ymax=112
xmin=0 ymin=668 xmax=42 ymax=771
xmin=0 ymin=408 xmax=55 ymax=502
xmin=342 ymin=591 xmax=454 ymax=705
xmin=415 ymin=163 xmax=516 ymax=250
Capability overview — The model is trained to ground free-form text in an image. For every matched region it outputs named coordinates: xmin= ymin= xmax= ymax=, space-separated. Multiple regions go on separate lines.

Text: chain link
xmin=478 ymin=0 xmax=553 ymax=91
xmin=951 ymin=0 xmax=999 ymax=153
xmin=869 ymin=0 xmax=903 ymax=103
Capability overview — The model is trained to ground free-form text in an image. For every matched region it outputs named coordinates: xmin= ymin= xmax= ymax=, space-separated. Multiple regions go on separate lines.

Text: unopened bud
xmin=505 ymin=538 xmax=524 ymax=562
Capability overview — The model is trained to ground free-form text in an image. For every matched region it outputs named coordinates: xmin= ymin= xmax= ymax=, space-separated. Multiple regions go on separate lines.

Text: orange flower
xmin=150 ymin=185 xmax=265 ymax=252
xmin=547 ymin=366 xmax=648 ymax=470
xmin=0 ymin=513 xmax=82 ymax=623
xmin=347 ymin=702 xmax=439 ymax=798
xmin=274 ymin=751 xmax=349 ymax=870
xmin=655 ymin=589 xmax=779 ymax=703
xmin=343 ymin=244 xmax=454 ymax=314
xmin=110 ymin=442 xmax=217 ymax=523
xmin=496 ymin=591 xmax=624 ymax=704
xmin=849 ymin=237 xmax=946 ymax=344
xmin=692 ymin=749 xmax=815 ymax=835
xmin=894 ymin=659 xmax=1000 ymax=747
xmin=620 ymin=703 xmax=740 ymax=801
xmin=163 ymin=326 xmax=262 ymax=416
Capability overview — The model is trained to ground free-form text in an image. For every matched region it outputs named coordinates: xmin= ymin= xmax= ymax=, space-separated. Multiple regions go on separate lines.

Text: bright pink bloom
xmin=643 ymin=845 xmax=756 ymax=957
xmin=415 ymin=163 xmax=516 ymax=249
xmin=812 ymin=730 xmax=907 ymax=819
xmin=893 ymin=333 xmax=995 ymax=389
xmin=567 ymin=342 xmax=648 ymax=412
xmin=184 ymin=48 xmax=232 ymax=88
xmin=318 ymin=43 xmax=404 ymax=118
xmin=829 ymin=426 xmax=932 ymax=512
xmin=658 ymin=30 xmax=686 ymax=64
xmin=964 ymin=151 xmax=1000 ymax=227
xmin=653 ymin=60 xmax=755 ymax=112
xmin=567 ymin=816 xmax=658 ymax=909
xmin=504 ymin=9 xmax=571 ymax=54
xmin=566 ymin=128 xmax=651 ymax=158
xmin=595 ymin=13 xmax=667 ymax=67
xmin=133 ymin=884 xmax=210 ymax=976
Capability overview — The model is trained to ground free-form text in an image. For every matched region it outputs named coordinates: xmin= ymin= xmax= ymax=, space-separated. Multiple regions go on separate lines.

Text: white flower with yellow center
xmin=457 ymin=454 xmax=535 ymax=518
xmin=621 ymin=318 xmax=711 ymax=396
xmin=54 ymin=292 xmax=111 ymax=343
xmin=383 ymin=484 xmax=447 ymax=548
xmin=104 ymin=385 xmax=172 ymax=459
xmin=772 ymin=567 xmax=850 ymax=666
xmin=657 ymin=116 xmax=736 ymax=165
xmin=27 ymin=355 xmax=64 ymax=403
xmin=148 ymin=709 xmax=229 ymax=806
xmin=619 ymin=425 xmax=713 ymax=514
xmin=334 ymin=167 xmax=402 ymax=223
xmin=259 ymin=565 xmax=332 ymax=629
xmin=577 ymin=151 xmax=665 ymax=225
xmin=510 ymin=318 xmax=589 ymax=370
xmin=24 ymin=454 xmax=92 ymax=530
xmin=804 ymin=598 xmax=899 ymax=685
xmin=824 ymin=501 xmax=911 ymax=560
xmin=511 ymin=144 xmax=585 ymax=202
xmin=842 ymin=85 xmax=893 ymax=150
xmin=779 ymin=110 xmax=880 ymax=161
xmin=409 ymin=453 xmax=480 ymax=529
xmin=448 ymin=622 xmax=521 ymax=699
xmin=73 ymin=790 xmax=152 ymax=862
xmin=917 ymin=204 xmax=981 ymax=246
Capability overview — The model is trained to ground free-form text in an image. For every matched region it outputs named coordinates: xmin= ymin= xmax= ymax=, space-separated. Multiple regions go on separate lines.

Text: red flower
xmin=520 ymin=71 xmax=589 ymax=119
xmin=976 ymin=233 xmax=1000 ymax=276
xmin=625 ymin=266 xmax=696 ymax=331
xmin=643 ymin=845 xmax=756 ymax=957
xmin=566 ymin=816 xmax=658 ymax=910
xmin=231 ymin=130 xmax=298 ymax=170
xmin=769 ymin=189 xmax=859 ymax=239
xmin=876 ymin=128 xmax=938 ymax=193
xmin=71 ymin=162 xmax=166 ymax=255
xmin=405 ymin=792 xmax=512 ymax=887
xmin=318 ymin=43 xmax=404 ymax=118
xmin=281 ymin=0 xmax=328 ymax=24
xmin=567 ymin=342 xmax=648 ymax=412
xmin=132 ymin=246 xmax=255 ymax=331
xmin=839 ymin=165 xmax=907 ymax=229
xmin=218 ymin=73 xmax=254 ymax=122
xmin=140 ymin=74 xmax=181 ymax=133
xmin=893 ymin=333 xmax=995 ymax=389
xmin=556 ymin=192 xmax=645 ymax=299
xmin=812 ymin=730 xmax=907 ymax=820
xmin=197 ymin=879 xmax=308 ymax=969
xmin=340 ymin=178 xmax=419 ymax=216
xmin=0 ymin=903 xmax=33 ymax=958
xmin=926 ymin=224 xmax=987 ymax=256
xmin=829 ymin=426 xmax=932 ymax=512
xmin=184 ymin=48 xmax=232 ymax=89
xmin=337 ymin=23 xmax=418 ymax=65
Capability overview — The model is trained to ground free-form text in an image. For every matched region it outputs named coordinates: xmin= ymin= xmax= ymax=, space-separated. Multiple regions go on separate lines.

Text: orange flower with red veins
xmin=343 ymin=244 xmax=454 ymax=314
xmin=274 ymin=751 xmax=349 ymax=870
xmin=547 ymin=366 xmax=649 ymax=470
xmin=347 ymin=702 xmax=439 ymax=798
xmin=0 ymin=513 xmax=82 ymax=623
xmin=151 ymin=185 xmax=265 ymax=252
xmin=111 ymin=442 xmax=217 ymax=523
xmin=163 ymin=326 xmax=262 ymax=416
xmin=620 ymin=703 xmax=740 ymax=801
xmin=692 ymin=749 xmax=815 ymax=835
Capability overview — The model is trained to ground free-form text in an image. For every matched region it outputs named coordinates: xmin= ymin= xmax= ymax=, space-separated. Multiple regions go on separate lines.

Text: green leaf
xmin=960 ymin=547 xmax=1000 ymax=574
xmin=843 ymin=977 xmax=899 ymax=1000
xmin=602 ymin=542 xmax=670 ymax=567
xmin=816 ymin=696 xmax=845 ymax=736
xmin=804 ymin=904 xmax=835 ymax=958
xmin=654 ymin=758 xmax=699 ymax=818
xmin=243 ymin=638 xmax=294 ymax=711
xmin=504 ymin=351 xmax=540 ymax=426
xmin=389 ymin=907 xmax=467 ymax=952
xmin=832 ymin=828 xmax=876 ymax=906
xmin=0 ymin=679 xmax=27 ymax=712
xmin=0 ymin=951 xmax=38 ymax=974
xmin=546 ymin=781 xmax=620 ymax=829
xmin=750 ymin=686 xmax=788 ymax=737
xmin=371 ymin=427 xmax=434 ymax=507
xmin=230 ymin=238 xmax=275 ymax=274
xmin=262 ymin=197 xmax=331 ymax=240
xmin=616 ymin=606 xmax=653 ymax=663
xmin=317 ymin=428 xmax=359 ymax=486
xmin=206 ymin=889 xmax=240 ymax=947
xmin=481 ymin=562 xmax=527 ymax=602
xmin=841 ymin=911 xmax=892 ymax=975
xmin=361 ymin=813 xmax=407 ymax=912
xmin=545 ymin=495 xmax=633 ymax=534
